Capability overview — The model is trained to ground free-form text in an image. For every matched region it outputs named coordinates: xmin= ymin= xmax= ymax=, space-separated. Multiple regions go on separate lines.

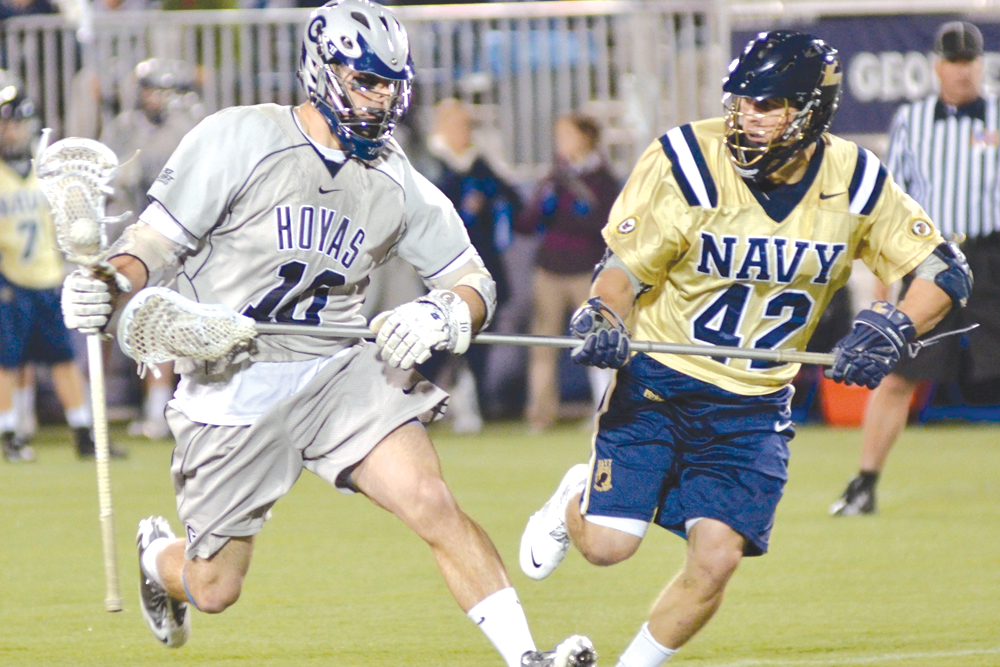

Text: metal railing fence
xmin=0 ymin=1 xmax=726 ymax=179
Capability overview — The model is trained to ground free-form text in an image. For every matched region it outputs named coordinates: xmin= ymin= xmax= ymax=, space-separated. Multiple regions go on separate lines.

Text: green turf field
xmin=1 ymin=422 xmax=999 ymax=666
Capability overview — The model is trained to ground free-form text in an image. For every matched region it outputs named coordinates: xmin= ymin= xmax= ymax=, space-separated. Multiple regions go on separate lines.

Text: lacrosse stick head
xmin=118 ymin=287 xmax=258 ymax=373
xmin=36 ymin=137 xmax=120 ymax=266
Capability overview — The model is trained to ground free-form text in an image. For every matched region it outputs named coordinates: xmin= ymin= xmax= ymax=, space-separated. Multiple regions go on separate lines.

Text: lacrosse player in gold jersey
xmin=519 ymin=31 xmax=972 ymax=666
xmin=0 ymin=72 xmax=126 ymax=461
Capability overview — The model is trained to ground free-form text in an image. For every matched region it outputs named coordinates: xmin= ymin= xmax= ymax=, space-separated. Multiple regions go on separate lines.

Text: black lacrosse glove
xmin=828 ymin=302 xmax=917 ymax=389
xmin=569 ymin=297 xmax=631 ymax=369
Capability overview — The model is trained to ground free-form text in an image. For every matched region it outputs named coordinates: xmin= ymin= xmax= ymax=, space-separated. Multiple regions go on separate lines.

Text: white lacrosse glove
xmin=61 ymin=264 xmax=132 ymax=334
xmin=370 ymin=289 xmax=473 ymax=370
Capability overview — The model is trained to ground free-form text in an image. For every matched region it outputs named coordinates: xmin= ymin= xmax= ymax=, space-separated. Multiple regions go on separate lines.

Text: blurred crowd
xmin=0 ymin=0 xmax=561 ymax=16
xmin=2 ymin=9 xmax=996 ymax=459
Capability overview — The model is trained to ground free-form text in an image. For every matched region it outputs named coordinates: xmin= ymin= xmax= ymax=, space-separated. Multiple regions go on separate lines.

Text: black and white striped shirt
xmin=885 ymin=95 xmax=1000 ymax=240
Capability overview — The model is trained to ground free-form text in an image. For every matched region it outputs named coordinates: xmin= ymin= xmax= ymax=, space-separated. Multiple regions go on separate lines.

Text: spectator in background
xmin=831 ymin=21 xmax=999 ymax=516
xmin=516 ymin=113 xmax=619 ymax=432
xmin=100 ymin=58 xmax=201 ymax=439
xmin=0 ymin=0 xmax=56 ymax=19
xmin=0 ymin=72 xmax=125 ymax=460
xmin=424 ymin=98 xmax=521 ymax=432
xmin=160 ymin=0 xmax=235 ymax=9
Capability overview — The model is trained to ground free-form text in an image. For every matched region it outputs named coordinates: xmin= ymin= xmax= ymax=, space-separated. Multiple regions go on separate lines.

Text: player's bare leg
xmin=137 ymin=517 xmax=254 ymax=647
xmin=353 ymin=422 xmax=510 ymax=609
xmin=353 ymin=421 xmax=557 ymax=667
xmin=0 ymin=366 xmax=33 ymax=461
xmin=644 ymin=520 xmax=743 ymax=649
xmin=859 ymin=373 xmax=918 ymax=472
xmin=832 ymin=373 xmax=919 ymax=516
xmin=576 ymin=519 xmax=743 ymax=666
xmin=51 ymin=360 xmax=126 ymax=458
xmin=140 ymin=526 xmax=254 ymax=612
xmin=51 ymin=360 xmax=85 ymax=409
xmin=14 ymin=365 xmax=37 ymax=443
xmin=564 ymin=492 xmax=643 ymax=566
xmin=563 ymin=498 xmax=743 ymax=664
xmin=168 ymin=537 xmax=255 ymax=613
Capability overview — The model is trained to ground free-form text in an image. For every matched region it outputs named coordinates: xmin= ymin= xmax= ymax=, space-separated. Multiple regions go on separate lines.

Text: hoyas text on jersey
xmin=275 ymin=205 xmax=365 ymax=269
xmin=696 ymin=232 xmax=846 ymax=285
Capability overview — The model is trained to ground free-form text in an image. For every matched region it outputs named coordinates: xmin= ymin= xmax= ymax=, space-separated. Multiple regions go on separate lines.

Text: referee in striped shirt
xmin=832 ymin=21 xmax=998 ymax=516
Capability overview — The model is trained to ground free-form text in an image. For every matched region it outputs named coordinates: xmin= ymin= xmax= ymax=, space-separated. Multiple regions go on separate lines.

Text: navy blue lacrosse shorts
xmin=582 ymin=353 xmax=794 ymax=556
xmin=0 ymin=274 xmax=75 ymax=368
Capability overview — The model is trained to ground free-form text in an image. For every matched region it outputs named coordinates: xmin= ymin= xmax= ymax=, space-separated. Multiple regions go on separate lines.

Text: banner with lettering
xmin=732 ymin=15 xmax=1000 ymax=135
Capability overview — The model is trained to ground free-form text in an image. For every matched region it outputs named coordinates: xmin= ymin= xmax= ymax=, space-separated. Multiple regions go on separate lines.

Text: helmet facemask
xmin=298 ymin=0 xmax=415 ymax=162
xmin=310 ymin=59 xmax=411 ymax=159
xmin=724 ymin=94 xmax=816 ymax=182
xmin=0 ymin=94 xmax=38 ymax=163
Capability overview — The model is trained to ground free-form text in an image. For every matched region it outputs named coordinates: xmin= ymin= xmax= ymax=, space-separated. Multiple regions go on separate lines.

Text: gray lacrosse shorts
xmin=165 ymin=342 xmax=449 ymax=560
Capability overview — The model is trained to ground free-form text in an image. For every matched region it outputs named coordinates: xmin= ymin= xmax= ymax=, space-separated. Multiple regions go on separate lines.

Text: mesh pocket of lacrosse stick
xmin=36 ymin=138 xmax=122 ymax=265
xmin=118 ymin=287 xmax=258 ymax=374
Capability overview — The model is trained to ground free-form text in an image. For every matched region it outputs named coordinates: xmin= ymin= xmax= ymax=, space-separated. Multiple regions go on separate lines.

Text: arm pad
xmin=911 ymin=241 xmax=973 ymax=308
xmin=427 ymin=253 xmax=497 ymax=328
xmin=106 ymin=221 xmax=187 ymax=287
xmin=594 ymin=249 xmax=650 ymax=298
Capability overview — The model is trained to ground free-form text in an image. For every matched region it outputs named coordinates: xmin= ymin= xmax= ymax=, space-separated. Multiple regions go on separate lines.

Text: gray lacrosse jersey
xmin=146 ymin=103 xmax=475 ymax=364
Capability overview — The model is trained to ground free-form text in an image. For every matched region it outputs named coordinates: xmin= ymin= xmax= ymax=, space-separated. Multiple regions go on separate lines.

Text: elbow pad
xmin=912 ymin=242 xmax=973 ymax=308
xmin=106 ymin=222 xmax=186 ymax=287
xmin=595 ymin=249 xmax=650 ymax=298
xmin=427 ymin=253 xmax=497 ymax=328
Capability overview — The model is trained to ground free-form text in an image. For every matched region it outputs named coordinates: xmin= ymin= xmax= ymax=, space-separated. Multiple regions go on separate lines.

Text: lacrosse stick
xmin=37 ymin=137 xmax=124 ymax=613
xmin=117 ymin=287 xmax=836 ymax=368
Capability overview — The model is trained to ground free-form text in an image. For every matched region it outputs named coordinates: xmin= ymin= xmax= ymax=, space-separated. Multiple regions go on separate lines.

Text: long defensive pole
xmin=253 ymin=323 xmax=836 ymax=366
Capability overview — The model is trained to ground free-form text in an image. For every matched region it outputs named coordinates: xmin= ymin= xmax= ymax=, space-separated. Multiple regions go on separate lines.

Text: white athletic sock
xmin=65 ymin=403 xmax=92 ymax=429
xmin=145 ymin=384 xmax=173 ymax=424
xmin=14 ymin=385 xmax=36 ymax=435
xmin=466 ymin=587 xmax=536 ymax=667
xmin=0 ymin=408 xmax=17 ymax=433
xmin=141 ymin=537 xmax=170 ymax=588
xmin=615 ymin=623 xmax=676 ymax=667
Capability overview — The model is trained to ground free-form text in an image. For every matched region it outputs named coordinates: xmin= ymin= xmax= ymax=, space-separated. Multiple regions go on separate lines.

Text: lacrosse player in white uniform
xmin=59 ymin=2 xmax=594 ymax=665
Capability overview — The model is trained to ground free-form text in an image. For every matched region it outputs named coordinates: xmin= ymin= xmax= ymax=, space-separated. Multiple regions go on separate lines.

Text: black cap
xmin=934 ymin=21 xmax=984 ymax=61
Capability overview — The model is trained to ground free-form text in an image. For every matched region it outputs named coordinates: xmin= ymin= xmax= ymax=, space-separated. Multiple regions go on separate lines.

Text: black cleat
xmin=75 ymin=427 xmax=128 ymax=460
xmin=522 ymin=635 xmax=598 ymax=667
xmin=830 ymin=475 xmax=877 ymax=516
xmin=2 ymin=431 xmax=35 ymax=462
xmin=137 ymin=516 xmax=190 ymax=648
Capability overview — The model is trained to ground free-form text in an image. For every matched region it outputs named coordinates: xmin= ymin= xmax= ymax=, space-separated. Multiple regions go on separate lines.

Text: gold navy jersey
xmin=604 ymin=118 xmax=944 ymax=396
xmin=0 ymin=162 xmax=63 ymax=289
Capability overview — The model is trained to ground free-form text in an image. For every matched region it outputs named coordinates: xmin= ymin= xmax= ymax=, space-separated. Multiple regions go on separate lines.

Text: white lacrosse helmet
xmin=0 ymin=69 xmax=39 ymax=162
xmin=298 ymin=0 xmax=413 ymax=161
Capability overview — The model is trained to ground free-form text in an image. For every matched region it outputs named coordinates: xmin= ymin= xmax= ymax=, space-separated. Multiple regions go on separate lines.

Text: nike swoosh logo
xmin=530 ymin=548 xmax=542 ymax=569
xmin=318 ymin=186 xmax=339 ymax=194
xmin=819 ymin=191 xmax=847 ymax=200
xmin=476 ymin=616 xmax=486 ymax=626
xmin=775 ymin=419 xmax=793 ymax=432
xmin=402 ymin=383 xmax=418 ymax=395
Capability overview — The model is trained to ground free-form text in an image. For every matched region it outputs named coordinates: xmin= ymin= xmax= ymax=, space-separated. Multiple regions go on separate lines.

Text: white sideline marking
xmin=697 ymin=647 xmax=1000 ymax=666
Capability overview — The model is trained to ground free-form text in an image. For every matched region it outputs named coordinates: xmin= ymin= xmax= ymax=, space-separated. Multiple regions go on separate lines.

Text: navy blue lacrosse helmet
xmin=722 ymin=31 xmax=842 ymax=183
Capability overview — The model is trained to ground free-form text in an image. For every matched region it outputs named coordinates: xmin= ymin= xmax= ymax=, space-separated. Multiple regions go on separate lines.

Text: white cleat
xmin=520 ymin=464 xmax=589 ymax=580
xmin=521 ymin=634 xmax=598 ymax=667
xmin=137 ymin=516 xmax=190 ymax=648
